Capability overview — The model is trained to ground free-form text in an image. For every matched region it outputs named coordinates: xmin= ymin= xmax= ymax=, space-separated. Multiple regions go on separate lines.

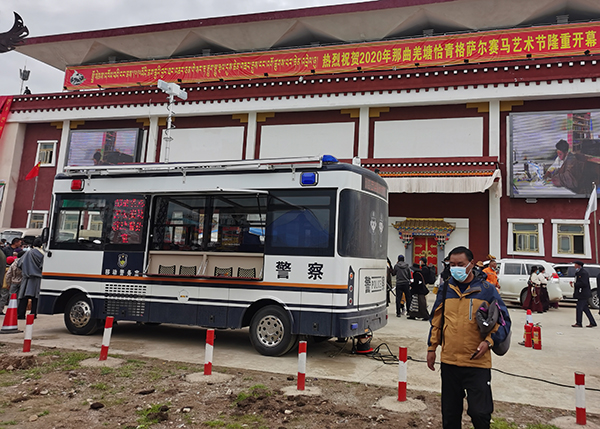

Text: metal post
xmin=595 ymin=209 xmax=598 ymax=264
xmin=164 ymin=93 xmax=175 ymax=163
xmin=29 ymin=175 xmax=38 ymax=227
xmin=594 ymin=182 xmax=599 ymax=264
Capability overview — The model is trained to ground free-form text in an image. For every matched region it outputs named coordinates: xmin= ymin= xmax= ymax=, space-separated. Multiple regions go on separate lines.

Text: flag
xmin=0 ymin=96 xmax=12 ymax=143
xmin=584 ymin=183 xmax=597 ymax=220
xmin=25 ymin=162 xmax=40 ymax=181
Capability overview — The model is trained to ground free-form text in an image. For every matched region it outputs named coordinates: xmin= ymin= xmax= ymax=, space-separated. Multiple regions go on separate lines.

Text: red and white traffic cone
xmin=204 ymin=329 xmax=214 ymax=375
xmin=99 ymin=317 xmax=114 ymax=361
xmin=23 ymin=314 xmax=35 ymax=352
xmin=297 ymin=341 xmax=307 ymax=391
xmin=575 ymin=372 xmax=586 ymax=425
xmin=398 ymin=347 xmax=407 ymax=402
xmin=0 ymin=293 xmax=21 ymax=334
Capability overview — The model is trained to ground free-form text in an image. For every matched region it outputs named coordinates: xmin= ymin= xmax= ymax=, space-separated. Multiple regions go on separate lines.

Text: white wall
xmin=388 ymin=217 xmax=407 ymax=262
xmin=260 ymin=122 xmax=355 ymax=158
xmin=444 ymin=218 xmax=470 ymax=251
xmin=373 ymin=117 xmax=483 ymax=158
xmin=160 ymin=127 xmax=245 ymax=162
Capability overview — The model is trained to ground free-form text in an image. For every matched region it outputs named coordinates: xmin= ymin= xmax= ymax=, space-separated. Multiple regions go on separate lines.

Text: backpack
xmin=422 ymin=265 xmax=436 ymax=284
xmin=475 ymin=299 xmax=511 ymax=356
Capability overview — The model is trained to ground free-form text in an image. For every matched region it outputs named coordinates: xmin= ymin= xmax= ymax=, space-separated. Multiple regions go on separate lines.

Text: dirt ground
xmin=0 ymin=342 xmax=597 ymax=429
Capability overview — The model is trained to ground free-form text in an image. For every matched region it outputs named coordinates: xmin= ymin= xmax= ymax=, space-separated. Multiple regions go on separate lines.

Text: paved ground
xmin=1 ymin=296 xmax=598 ymax=415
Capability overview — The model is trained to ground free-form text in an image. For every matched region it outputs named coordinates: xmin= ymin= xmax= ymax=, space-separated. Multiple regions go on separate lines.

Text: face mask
xmin=450 ymin=265 xmax=470 ymax=282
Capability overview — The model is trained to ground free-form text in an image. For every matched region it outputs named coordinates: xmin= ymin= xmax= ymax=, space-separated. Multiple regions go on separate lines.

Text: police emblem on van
xmin=117 ymin=253 xmax=128 ymax=269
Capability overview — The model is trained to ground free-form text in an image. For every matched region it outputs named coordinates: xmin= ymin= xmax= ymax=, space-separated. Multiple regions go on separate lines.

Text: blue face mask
xmin=450 ymin=265 xmax=470 ymax=282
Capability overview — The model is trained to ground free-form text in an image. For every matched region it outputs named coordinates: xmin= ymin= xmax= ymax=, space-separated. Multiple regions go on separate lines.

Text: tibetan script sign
xmin=64 ymin=21 xmax=600 ymax=90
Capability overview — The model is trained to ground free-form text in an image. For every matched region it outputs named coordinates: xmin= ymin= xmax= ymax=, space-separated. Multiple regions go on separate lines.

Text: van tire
xmin=64 ymin=294 xmax=99 ymax=335
xmin=249 ymin=305 xmax=297 ymax=356
xmin=589 ymin=289 xmax=599 ymax=309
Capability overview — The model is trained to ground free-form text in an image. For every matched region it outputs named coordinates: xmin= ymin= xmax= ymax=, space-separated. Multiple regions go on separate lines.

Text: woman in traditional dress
xmin=538 ymin=265 xmax=550 ymax=312
xmin=522 ymin=265 xmax=544 ymax=313
xmin=407 ymin=263 xmax=430 ymax=320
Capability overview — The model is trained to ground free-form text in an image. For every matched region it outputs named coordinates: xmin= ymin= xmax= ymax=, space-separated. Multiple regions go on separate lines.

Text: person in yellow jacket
xmin=427 ymin=246 xmax=511 ymax=429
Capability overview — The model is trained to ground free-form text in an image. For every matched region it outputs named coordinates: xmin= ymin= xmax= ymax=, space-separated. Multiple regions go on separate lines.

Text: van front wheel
xmin=64 ymin=294 xmax=100 ymax=335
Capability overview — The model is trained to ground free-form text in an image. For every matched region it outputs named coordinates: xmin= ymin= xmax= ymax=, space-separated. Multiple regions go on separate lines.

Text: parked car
xmin=553 ymin=263 xmax=599 ymax=309
xmin=494 ymin=259 xmax=562 ymax=306
xmin=0 ymin=228 xmax=43 ymax=246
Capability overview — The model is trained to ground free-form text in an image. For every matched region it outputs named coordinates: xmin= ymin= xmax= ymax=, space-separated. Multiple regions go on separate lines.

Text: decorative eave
xmin=361 ymin=156 xmax=499 ymax=177
xmin=361 ymin=156 xmax=501 ymax=194
xmin=8 ymin=53 xmax=600 ymax=114
xmin=392 ymin=218 xmax=456 ymax=248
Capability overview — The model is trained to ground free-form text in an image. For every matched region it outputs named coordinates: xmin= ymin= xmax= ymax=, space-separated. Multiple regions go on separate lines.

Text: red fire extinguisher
xmin=532 ymin=324 xmax=542 ymax=350
xmin=523 ymin=323 xmax=533 ymax=348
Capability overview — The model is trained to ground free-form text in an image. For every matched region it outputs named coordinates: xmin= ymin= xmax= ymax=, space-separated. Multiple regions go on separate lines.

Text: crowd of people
xmin=0 ymin=237 xmax=45 ymax=319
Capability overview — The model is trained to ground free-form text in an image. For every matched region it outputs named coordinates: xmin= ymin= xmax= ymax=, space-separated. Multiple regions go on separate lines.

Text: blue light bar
xmin=322 ymin=154 xmax=338 ymax=163
xmin=300 ymin=172 xmax=318 ymax=186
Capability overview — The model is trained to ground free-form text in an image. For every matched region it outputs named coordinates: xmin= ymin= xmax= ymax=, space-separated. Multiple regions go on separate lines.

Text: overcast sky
xmin=0 ymin=0 xmax=370 ymax=96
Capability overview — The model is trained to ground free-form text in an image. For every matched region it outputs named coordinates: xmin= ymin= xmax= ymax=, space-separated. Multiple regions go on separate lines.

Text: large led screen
xmin=510 ymin=111 xmax=600 ymax=198
xmin=66 ymin=129 xmax=140 ymax=167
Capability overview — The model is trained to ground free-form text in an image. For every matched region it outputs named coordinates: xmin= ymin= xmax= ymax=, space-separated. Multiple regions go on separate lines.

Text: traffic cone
xmin=0 ymin=293 xmax=21 ymax=334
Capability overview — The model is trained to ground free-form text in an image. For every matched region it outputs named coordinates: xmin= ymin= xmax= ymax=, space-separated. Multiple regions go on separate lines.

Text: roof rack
xmin=63 ymin=156 xmax=325 ymax=177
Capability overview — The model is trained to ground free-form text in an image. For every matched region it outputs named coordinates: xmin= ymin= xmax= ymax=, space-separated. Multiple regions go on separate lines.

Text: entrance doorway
xmin=413 ymin=236 xmax=438 ymax=270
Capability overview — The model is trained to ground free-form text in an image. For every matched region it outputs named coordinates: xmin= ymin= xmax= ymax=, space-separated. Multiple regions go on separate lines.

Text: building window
xmin=27 ymin=210 xmax=48 ymax=229
xmin=507 ymin=218 xmax=545 ymax=257
xmin=552 ymin=219 xmax=591 ymax=259
xmin=36 ymin=140 xmax=57 ymax=167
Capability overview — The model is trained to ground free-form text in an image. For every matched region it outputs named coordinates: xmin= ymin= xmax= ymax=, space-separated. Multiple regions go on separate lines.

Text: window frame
xmin=50 ymin=194 xmax=148 ymax=251
xmin=35 ymin=140 xmax=57 ymax=167
xmin=150 ymin=193 xmax=267 ymax=253
xmin=507 ymin=218 xmax=545 ymax=257
xmin=26 ymin=210 xmax=48 ymax=228
xmin=551 ymin=219 xmax=591 ymax=259
xmin=265 ymin=189 xmax=336 ymax=257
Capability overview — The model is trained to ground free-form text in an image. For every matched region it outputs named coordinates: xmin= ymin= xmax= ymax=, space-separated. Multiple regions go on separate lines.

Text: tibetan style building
xmin=3 ymin=0 xmax=600 ymax=268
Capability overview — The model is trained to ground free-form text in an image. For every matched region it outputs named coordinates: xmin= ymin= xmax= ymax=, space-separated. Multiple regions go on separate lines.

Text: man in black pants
xmin=571 ymin=261 xmax=597 ymax=328
xmin=427 ymin=246 xmax=511 ymax=429
xmin=392 ymin=255 xmax=411 ymax=317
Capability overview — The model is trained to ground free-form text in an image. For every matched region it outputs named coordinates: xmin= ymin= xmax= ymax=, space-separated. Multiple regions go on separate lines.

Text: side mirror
xmin=41 ymin=227 xmax=49 ymax=244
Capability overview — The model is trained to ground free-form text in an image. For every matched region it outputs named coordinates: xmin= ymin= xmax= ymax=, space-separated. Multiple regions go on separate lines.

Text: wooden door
xmin=413 ymin=236 xmax=438 ymax=267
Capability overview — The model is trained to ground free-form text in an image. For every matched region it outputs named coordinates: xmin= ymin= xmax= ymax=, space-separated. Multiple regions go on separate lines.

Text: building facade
xmin=2 ymin=0 xmax=600 ymax=271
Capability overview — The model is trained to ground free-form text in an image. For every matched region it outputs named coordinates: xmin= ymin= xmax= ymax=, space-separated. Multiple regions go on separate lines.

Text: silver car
xmin=553 ymin=264 xmax=599 ymax=309
xmin=494 ymin=259 xmax=562 ymax=306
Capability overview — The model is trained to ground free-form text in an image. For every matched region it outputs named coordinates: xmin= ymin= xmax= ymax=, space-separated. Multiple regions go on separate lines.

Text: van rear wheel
xmin=64 ymin=294 xmax=100 ymax=335
xmin=249 ymin=305 xmax=297 ymax=356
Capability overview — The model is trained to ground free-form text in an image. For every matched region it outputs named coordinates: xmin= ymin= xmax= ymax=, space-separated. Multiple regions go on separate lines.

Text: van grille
xmin=104 ymin=283 xmax=146 ymax=317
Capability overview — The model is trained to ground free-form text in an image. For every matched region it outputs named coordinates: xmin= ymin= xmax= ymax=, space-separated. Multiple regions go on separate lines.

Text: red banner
xmin=64 ymin=21 xmax=600 ymax=90
xmin=0 ymin=96 xmax=13 ymax=142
